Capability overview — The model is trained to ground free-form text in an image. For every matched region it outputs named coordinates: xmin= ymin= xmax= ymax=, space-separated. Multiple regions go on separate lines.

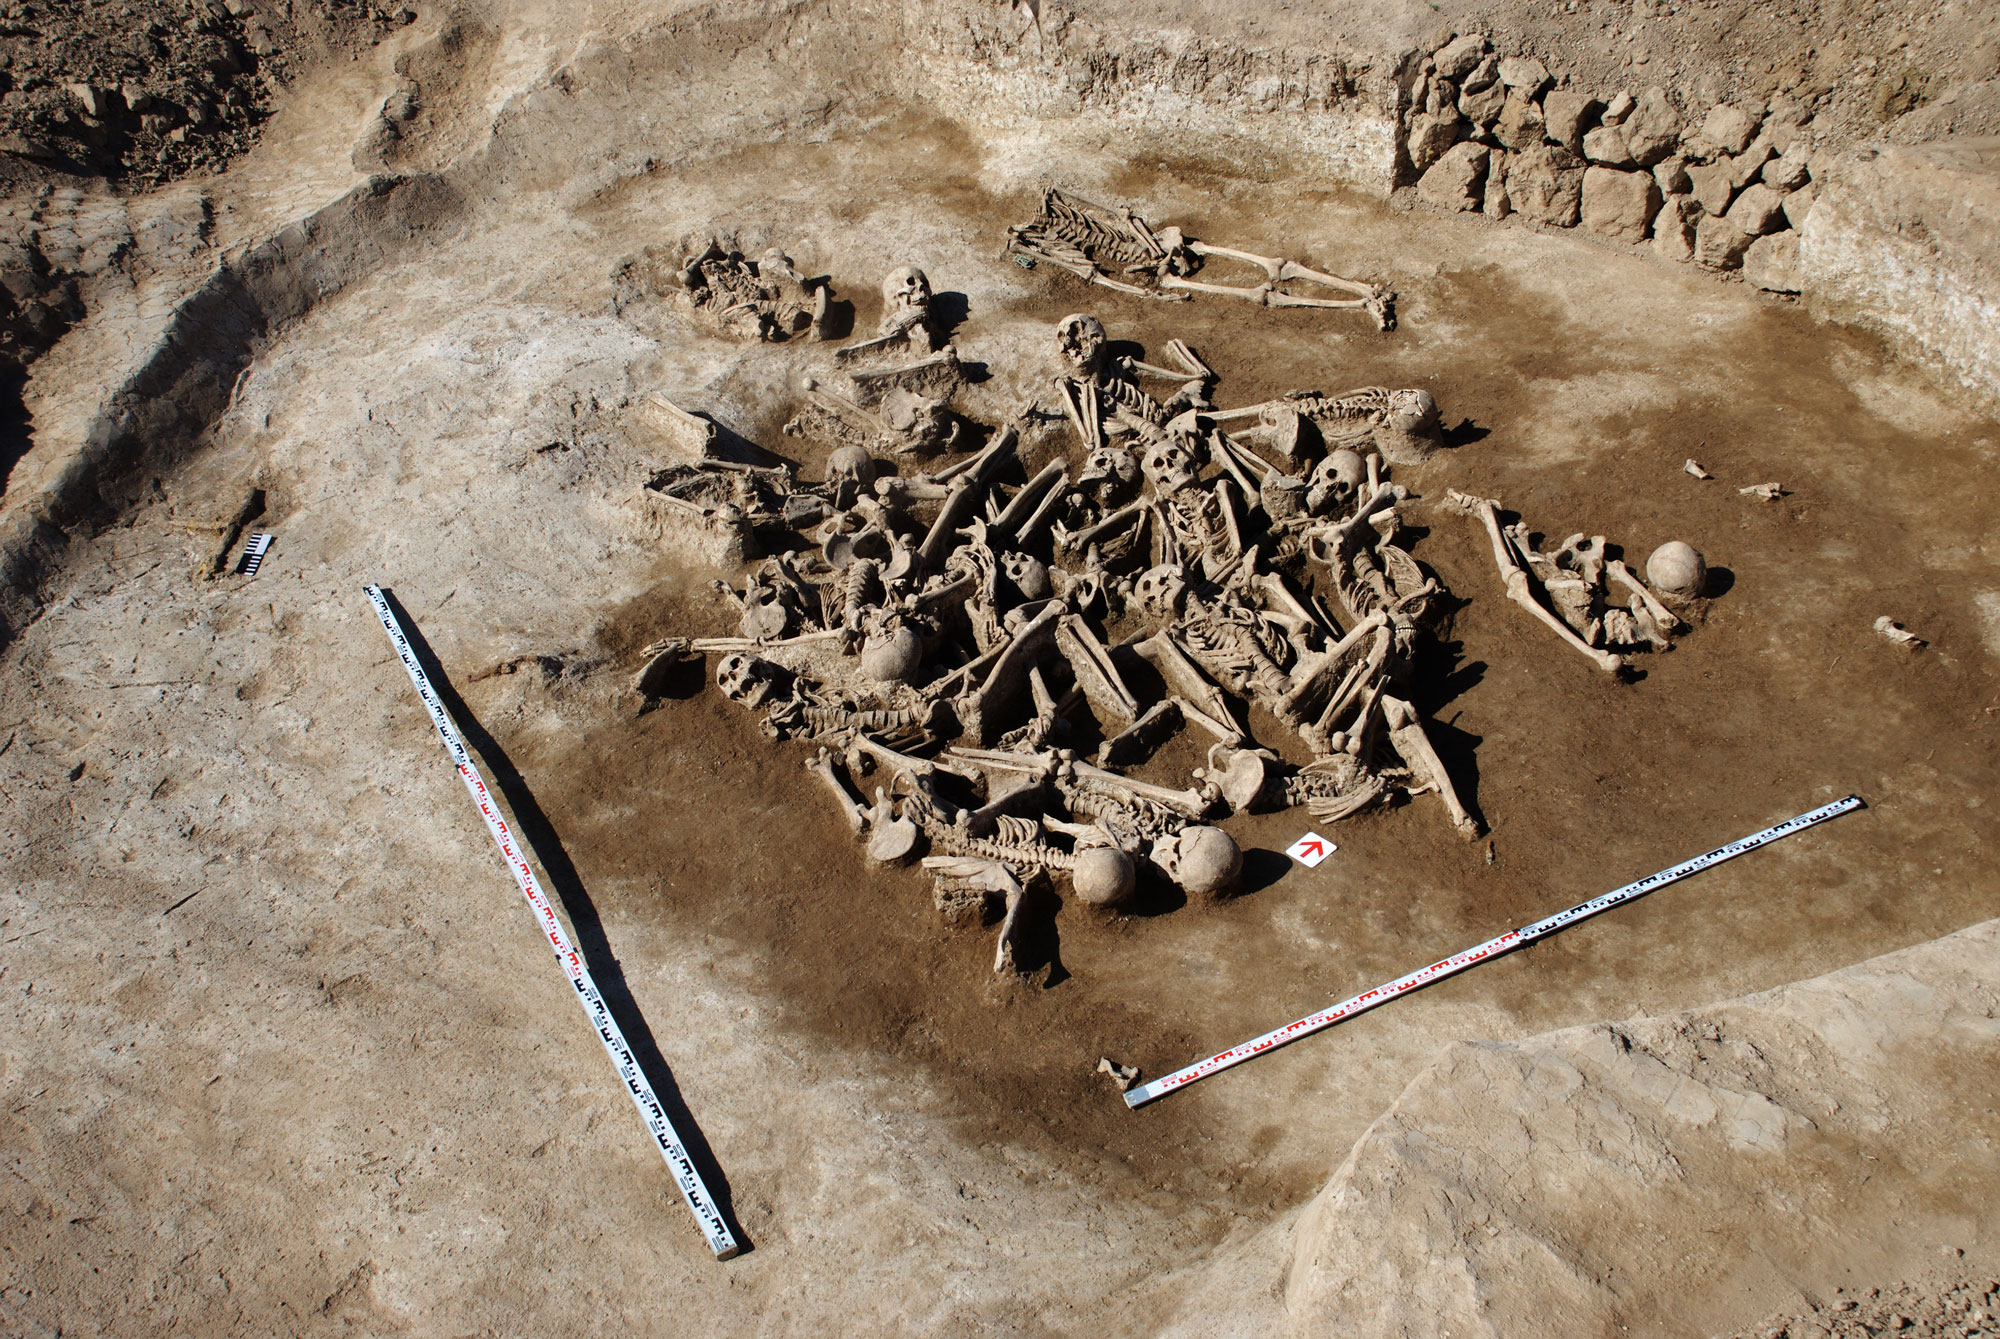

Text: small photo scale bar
xmin=235 ymin=532 xmax=274 ymax=576
xmin=365 ymin=586 xmax=740 ymax=1260
xmin=1124 ymin=794 xmax=1864 ymax=1108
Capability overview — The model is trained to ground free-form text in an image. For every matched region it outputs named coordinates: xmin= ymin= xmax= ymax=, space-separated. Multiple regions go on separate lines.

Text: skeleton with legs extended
xmin=1006 ymin=187 xmax=1396 ymax=331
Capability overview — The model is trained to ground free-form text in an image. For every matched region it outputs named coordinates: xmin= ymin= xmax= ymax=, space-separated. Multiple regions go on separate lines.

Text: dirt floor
xmin=3 ymin=3 xmax=2000 ymax=1336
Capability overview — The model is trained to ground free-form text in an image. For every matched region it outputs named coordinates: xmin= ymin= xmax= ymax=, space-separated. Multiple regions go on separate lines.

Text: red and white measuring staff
xmin=366 ymin=586 xmax=740 ymax=1259
xmin=1125 ymin=794 xmax=1864 ymax=1109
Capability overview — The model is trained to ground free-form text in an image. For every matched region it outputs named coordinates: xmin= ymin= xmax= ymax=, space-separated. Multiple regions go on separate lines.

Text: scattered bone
xmin=1096 ymin=1057 xmax=1141 ymax=1091
xmin=1874 ymin=616 xmax=1926 ymax=650
xmin=1684 ymin=458 xmax=1711 ymax=479
xmin=1739 ymin=481 xmax=1787 ymax=500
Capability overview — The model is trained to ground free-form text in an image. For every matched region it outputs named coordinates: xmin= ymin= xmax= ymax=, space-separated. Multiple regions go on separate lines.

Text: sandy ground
xmin=3 ymin=4 xmax=1999 ymax=1336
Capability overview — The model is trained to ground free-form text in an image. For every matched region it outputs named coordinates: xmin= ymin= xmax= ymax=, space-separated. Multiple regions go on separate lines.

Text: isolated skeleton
xmin=1007 ymin=188 xmax=1397 ymax=330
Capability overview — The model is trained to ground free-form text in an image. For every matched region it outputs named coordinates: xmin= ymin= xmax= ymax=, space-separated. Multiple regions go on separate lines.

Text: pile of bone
xmin=641 ymin=276 xmax=1504 ymax=974
xmin=1406 ymin=32 xmax=1819 ymax=292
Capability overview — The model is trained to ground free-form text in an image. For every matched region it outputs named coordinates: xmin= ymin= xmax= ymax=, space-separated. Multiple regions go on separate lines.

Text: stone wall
xmin=1403 ymin=31 xmax=1818 ymax=295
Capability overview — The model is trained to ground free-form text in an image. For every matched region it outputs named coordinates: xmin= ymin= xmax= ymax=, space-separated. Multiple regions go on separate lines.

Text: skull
xmin=1307 ymin=449 xmax=1367 ymax=516
xmin=1131 ymin=563 xmax=1188 ymax=624
xmin=880 ymin=265 xmax=931 ymax=313
xmin=1384 ymin=388 xmax=1439 ymax=437
xmin=1140 ymin=438 xmax=1198 ymax=496
xmin=715 ymin=653 xmax=781 ymax=709
xmin=1000 ymin=550 xmax=1052 ymax=602
xmin=1055 ymin=314 xmax=1107 ymax=376
xmin=1150 ymin=825 xmax=1242 ymax=898
xmin=825 ymin=445 xmax=875 ymax=508
xmin=1076 ymin=445 xmax=1141 ymax=508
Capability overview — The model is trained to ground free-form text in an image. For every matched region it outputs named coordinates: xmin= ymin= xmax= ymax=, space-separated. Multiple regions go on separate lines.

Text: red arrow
xmin=1296 ymin=840 xmax=1324 ymax=859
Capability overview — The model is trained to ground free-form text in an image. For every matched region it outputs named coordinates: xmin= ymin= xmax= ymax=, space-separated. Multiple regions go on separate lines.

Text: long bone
xmin=805 ymin=748 xmax=870 ymax=835
xmin=1383 ymin=694 xmax=1480 ymax=839
xmin=1055 ymin=614 xmax=1140 ymax=725
xmin=1132 ymin=631 xmax=1243 ymax=744
xmin=690 ymin=628 xmax=848 ymax=653
xmin=1446 ymin=492 xmax=1624 ymax=676
xmin=918 ymin=857 xmax=1034 ymax=973
xmin=990 ymin=458 xmax=1069 ymax=536
xmin=1067 ymin=759 xmax=1215 ymax=818
xmin=1606 ymin=558 xmax=1683 ymax=634
xmin=954 ymin=601 xmax=1067 ymax=742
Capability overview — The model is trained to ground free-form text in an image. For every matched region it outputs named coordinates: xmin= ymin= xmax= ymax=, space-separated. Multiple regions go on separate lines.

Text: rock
xmin=0 ymin=134 xmax=60 ymax=161
xmin=1623 ymin=87 xmax=1682 ymax=165
xmin=1581 ymin=167 xmax=1662 ymax=244
xmin=1698 ymin=102 xmax=1762 ymax=155
xmin=1602 ymin=90 xmax=1636 ymax=125
xmin=1728 ymin=183 xmax=1787 ymax=235
xmin=1582 ymin=125 xmax=1635 ymax=167
xmin=1653 ymin=157 xmax=1691 ymax=195
xmin=1483 ymin=151 xmax=1512 ymax=217
xmin=1541 ymin=91 xmax=1597 ymax=155
xmin=1762 ymin=152 xmax=1811 ymax=191
xmin=64 ymin=83 xmax=107 ymax=118
xmin=1695 ymin=212 xmax=1755 ymax=269
xmin=1418 ymin=142 xmax=1490 ymax=211
xmin=1498 ymin=56 xmax=1551 ymax=97
xmin=223 ymin=0 xmax=255 ymax=14
xmin=1730 ymin=140 xmax=1777 ymax=189
xmin=1645 ymin=542 xmax=1708 ymax=598
xmin=1462 ymin=54 xmax=1500 ymax=93
xmin=1781 ymin=183 xmax=1816 ymax=230
xmin=1743 ymin=232 xmax=1802 ymax=293
xmin=120 ymin=84 xmax=151 ymax=113
xmin=1433 ymin=33 xmax=1490 ymax=82
xmin=1495 ymin=93 xmax=1545 ymax=151
xmin=1688 ymin=157 xmax=1738 ymax=216
xmin=1884 ymin=78 xmax=2000 ymax=145
xmin=1407 ymin=112 xmax=1464 ymax=175
xmin=1459 ymin=79 xmax=1507 ymax=127
xmin=1507 ymin=145 xmax=1585 ymax=226
xmin=1653 ymin=194 xmax=1698 ymax=263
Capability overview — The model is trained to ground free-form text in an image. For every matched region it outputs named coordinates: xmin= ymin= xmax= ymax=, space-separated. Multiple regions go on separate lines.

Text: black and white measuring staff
xmin=237 ymin=531 xmax=273 ymax=577
xmin=1124 ymin=794 xmax=1864 ymax=1109
xmin=365 ymin=586 xmax=740 ymax=1260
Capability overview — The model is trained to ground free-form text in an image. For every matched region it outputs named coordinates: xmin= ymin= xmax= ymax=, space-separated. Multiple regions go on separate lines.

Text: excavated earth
xmin=2 ymin=2 xmax=1998 ymax=1335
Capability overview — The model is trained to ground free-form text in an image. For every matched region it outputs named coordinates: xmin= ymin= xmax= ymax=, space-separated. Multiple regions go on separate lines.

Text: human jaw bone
xmin=1306 ymin=448 xmax=1368 ymax=517
xmin=1056 ymin=313 xmax=1109 ymax=377
xmin=1076 ymin=445 xmax=1142 ymax=508
xmin=716 ymin=652 xmax=785 ymax=708
xmin=881 ymin=265 xmax=932 ymax=321
xmin=1131 ymin=563 xmax=1189 ymax=625
xmin=1140 ymin=438 xmax=1199 ymax=497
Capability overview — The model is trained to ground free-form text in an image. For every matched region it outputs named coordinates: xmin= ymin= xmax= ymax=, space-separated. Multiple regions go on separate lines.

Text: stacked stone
xmin=1405 ymin=32 xmax=1818 ymax=293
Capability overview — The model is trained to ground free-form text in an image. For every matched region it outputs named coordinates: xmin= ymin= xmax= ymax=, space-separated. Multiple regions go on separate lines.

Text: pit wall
xmin=898 ymin=21 xmax=1401 ymax=195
